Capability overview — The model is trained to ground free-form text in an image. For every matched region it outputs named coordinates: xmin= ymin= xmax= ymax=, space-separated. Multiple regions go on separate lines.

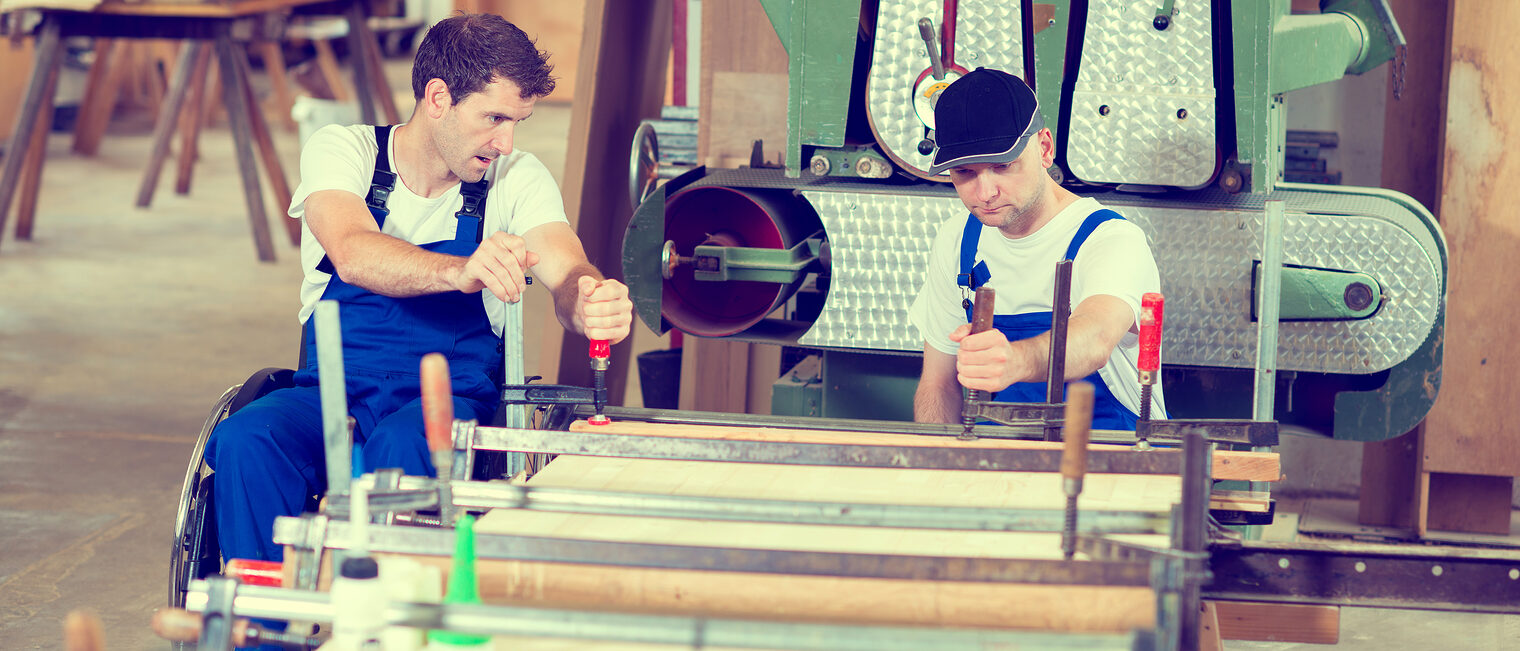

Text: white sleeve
xmin=1070 ymin=220 xmax=1160 ymax=333
xmin=288 ymin=124 xmax=373 ymax=221
xmin=489 ymin=152 xmax=569 ymax=236
xmin=907 ymin=216 xmax=971 ymax=355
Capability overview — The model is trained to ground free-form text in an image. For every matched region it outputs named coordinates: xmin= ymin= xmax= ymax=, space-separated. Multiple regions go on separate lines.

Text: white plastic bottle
xmin=330 ymin=556 xmax=387 ymax=650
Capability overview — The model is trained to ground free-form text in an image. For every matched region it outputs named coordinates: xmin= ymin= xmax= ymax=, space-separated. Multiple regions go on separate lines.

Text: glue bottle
xmin=330 ymin=555 xmax=387 ymax=650
xmin=426 ymin=514 xmax=492 ymax=649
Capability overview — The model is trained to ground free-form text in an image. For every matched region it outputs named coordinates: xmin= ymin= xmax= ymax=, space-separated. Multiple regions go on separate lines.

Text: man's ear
xmin=422 ymin=78 xmax=452 ymax=118
xmin=1037 ymin=128 xmax=1056 ymax=168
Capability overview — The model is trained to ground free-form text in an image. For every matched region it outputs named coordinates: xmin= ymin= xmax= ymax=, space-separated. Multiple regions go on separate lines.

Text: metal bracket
xmin=197 ymin=576 xmax=239 ymax=651
xmin=1135 ymin=419 xmax=1280 ymax=447
xmin=291 ymin=514 xmax=328 ymax=591
xmin=690 ymin=233 xmax=826 ymax=284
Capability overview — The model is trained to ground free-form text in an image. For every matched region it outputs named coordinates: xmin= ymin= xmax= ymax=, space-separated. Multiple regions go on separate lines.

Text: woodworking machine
xmin=624 ymin=0 xmax=1444 ymax=441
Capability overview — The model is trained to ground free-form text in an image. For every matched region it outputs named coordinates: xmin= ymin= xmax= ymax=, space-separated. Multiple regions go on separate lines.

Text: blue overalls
xmin=957 ymin=209 xmax=1142 ymax=430
xmin=205 ymin=126 xmax=503 ymax=563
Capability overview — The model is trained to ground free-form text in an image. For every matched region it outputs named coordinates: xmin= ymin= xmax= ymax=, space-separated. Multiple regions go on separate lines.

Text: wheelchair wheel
xmin=169 ymin=384 xmax=236 ymax=610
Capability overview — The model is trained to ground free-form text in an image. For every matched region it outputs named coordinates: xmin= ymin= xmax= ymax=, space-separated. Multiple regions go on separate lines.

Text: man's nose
xmin=972 ymin=173 xmax=999 ymax=203
xmin=491 ymin=123 xmax=516 ymax=155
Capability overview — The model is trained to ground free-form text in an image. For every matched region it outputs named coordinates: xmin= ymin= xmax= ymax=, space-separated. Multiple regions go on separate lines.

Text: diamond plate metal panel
xmin=1066 ymin=0 xmax=1218 ymax=187
xmin=866 ymin=0 xmax=1024 ymax=176
xmin=799 ymin=191 xmax=1439 ymax=375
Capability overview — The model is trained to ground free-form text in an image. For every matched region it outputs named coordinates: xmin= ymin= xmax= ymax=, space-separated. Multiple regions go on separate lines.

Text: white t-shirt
xmin=288 ymin=124 xmax=569 ymax=335
xmin=907 ymin=197 xmax=1166 ymax=417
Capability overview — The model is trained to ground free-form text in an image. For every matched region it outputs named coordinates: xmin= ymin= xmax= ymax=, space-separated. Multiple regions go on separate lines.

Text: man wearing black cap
xmin=907 ymin=68 xmax=1165 ymax=429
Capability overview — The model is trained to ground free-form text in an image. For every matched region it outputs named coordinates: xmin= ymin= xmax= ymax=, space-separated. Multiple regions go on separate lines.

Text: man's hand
xmin=948 ymin=324 xmax=1037 ymax=393
xmin=575 ymin=276 xmax=634 ymax=344
xmin=452 ymin=232 xmax=541 ymax=302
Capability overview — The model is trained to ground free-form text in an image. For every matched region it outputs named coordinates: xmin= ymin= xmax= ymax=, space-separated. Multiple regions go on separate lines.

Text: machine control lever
xmin=917 ymin=18 xmax=947 ymax=80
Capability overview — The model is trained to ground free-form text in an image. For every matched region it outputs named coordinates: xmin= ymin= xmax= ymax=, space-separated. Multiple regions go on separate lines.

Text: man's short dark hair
xmin=411 ymin=13 xmax=557 ymax=103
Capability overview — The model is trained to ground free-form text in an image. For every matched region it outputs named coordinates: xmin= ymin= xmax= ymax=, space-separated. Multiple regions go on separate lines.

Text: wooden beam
xmin=565 ymin=420 xmax=1281 ymax=482
xmin=1211 ymin=600 xmax=1340 ymax=644
xmin=549 ymin=0 xmax=671 ymax=398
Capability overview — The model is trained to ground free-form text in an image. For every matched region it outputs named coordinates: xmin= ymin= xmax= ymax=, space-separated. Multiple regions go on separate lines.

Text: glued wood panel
xmin=565 ymin=420 xmax=1282 ymax=482
xmin=1423 ymin=0 xmax=1520 ymax=478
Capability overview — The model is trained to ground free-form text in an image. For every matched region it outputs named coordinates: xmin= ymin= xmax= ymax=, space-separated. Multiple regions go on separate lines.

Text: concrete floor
xmin=0 ymin=57 xmax=1516 ymax=651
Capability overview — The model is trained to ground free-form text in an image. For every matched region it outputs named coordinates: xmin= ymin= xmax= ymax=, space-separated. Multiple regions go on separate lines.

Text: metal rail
xmin=323 ymin=474 xmax=1171 ymax=535
xmin=468 ymin=425 xmax=1191 ymax=475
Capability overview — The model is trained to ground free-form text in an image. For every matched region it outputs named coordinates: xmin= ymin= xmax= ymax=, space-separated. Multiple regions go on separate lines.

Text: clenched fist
xmin=575 ymin=276 xmax=634 ymax=344
xmin=453 ymin=232 xmax=539 ymax=302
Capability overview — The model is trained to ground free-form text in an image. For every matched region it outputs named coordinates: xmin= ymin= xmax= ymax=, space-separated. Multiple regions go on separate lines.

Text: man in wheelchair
xmin=204 ymin=13 xmax=634 ymax=564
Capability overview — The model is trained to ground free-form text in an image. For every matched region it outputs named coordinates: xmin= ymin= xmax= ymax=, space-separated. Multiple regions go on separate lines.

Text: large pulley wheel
xmin=660 ymin=186 xmax=823 ymax=337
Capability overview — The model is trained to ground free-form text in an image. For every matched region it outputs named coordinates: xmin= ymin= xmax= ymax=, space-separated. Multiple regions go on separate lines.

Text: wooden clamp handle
xmin=1060 ymin=381 xmax=1095 ymax=480
xmin=421 ymin=353 xmax=453 ymax=453
xmin=970 ymin=286 xmax=996 ymax=335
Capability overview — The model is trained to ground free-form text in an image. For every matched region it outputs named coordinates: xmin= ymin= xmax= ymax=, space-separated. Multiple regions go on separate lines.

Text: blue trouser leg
xmin=361 ymin=394 xmax=496 ymax=477
xmin=204 ymin=387 xmax=325 ymax=563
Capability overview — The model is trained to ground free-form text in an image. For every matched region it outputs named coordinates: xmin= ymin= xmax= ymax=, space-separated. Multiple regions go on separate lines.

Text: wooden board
xmin=456 ymin=0 xmax=585 ymax=104
xmin=526 ymin=455 xmax=1182 ymax=513
xmin=565 ymin=420 xmax=1283 ymax=482
xmin=452 ymin=455 xmax=1167 ymax=632
xmin=1211 ymin=601 xmax=1340 ymax=644
xmin=1423 ymin=0 xmax=1520 ymax=478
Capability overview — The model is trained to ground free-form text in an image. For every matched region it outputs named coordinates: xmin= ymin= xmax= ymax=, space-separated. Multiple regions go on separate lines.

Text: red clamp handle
xmin=1138 ymin=293 xmax=1165 ymax=374
xmin=224 ymin=559 xmax=284 ymax=587
xmin=588 ymin=339 xmax=611 ymax=360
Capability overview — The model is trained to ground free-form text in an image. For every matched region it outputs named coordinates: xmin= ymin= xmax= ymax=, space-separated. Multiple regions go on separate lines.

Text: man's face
xmin=946 ymin=129 xmax=1053 ymax=232
xmin=435 ymin=78 xmax=538 ymax=183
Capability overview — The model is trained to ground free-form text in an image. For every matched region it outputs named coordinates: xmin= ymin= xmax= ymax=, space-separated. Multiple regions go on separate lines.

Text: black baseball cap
xmin=929 ymin=68 xmax=1045 ymax=175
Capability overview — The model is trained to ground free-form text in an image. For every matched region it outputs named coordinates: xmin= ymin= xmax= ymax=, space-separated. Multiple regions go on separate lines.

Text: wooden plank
xmin=563 ymin=420 xmax=1282 ymax=482
xmin=528 ymin=456 xmax=1183 ymax=513
xmin=1380 ymin=0 xmax=1450 ymax=210
xmin=1426 ymin=472 xmax=1513 ymax=535
xmin=548 ymin=0 xmax=670 ymax=399
xmin=456 ymin=454 xmax=1165 ymax=632
xmin=1423 ymin=0 xmax=1520 ymax=478
xmin=1197 ymin=601 xmax=1222 ymax=651
xmin=677 ymin=337 xmax=749 ymax=413
xmin=696 ymin=0 xmax=786 ymax=164
xmin=459 ymin=0 xmax=586 ymax=103
xmin=1211 ymin=600 xmax=1340 ymax=644
xmin=392 ymin=552 xmax=1157 ymax=633
xmin=1208 ymin=490 xmax=1271 ymax=513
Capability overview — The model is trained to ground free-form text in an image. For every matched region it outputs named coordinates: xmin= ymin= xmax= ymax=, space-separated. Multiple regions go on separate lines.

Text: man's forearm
xmin=1013 ymin=313 xmax=1116 ymax=383
xmin=552 ymin=262 xmax=604 ymax=334
xmin=914 ymin=380 xmax=963 ymax=424
xmin=330 ymin=231 xmax=462 ymax=297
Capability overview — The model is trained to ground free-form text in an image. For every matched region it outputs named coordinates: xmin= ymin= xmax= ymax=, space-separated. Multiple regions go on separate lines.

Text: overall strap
xmin=318 ymin=126 xmax=398 ymax=275
xmin=1062 ymin=208 xmax=1125 ymax=261
xmin=365 ymin=125 xmax=398 ymax=224
xmin=453 ymin=179 xmax=490 ymax=243
xmin=956 ymin=214 xmax=990 ymax=291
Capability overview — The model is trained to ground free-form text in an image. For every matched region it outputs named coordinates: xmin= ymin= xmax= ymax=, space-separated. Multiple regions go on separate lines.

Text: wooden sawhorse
xmin=0 ymin=0 xmax=398 ymax=262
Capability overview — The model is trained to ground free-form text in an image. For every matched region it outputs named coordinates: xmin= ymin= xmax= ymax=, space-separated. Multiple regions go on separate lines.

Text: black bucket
xmin=636 ymin=349 xmax=683 ymax=409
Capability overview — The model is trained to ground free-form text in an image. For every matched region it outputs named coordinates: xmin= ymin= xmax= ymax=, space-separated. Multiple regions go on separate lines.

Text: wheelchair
xmin=167 ymin=364 xmax=562 ymax=613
